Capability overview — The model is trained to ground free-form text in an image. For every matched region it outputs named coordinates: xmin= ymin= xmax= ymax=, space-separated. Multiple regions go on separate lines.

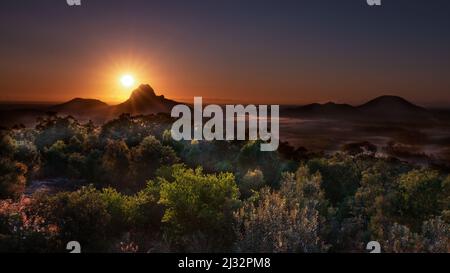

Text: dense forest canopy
xmin=0 ymin=113 xmax=449 ymax=253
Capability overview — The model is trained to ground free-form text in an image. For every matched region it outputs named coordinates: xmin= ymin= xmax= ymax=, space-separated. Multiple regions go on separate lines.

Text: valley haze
xmin=1 ymin=84 xmax=449 ymax=169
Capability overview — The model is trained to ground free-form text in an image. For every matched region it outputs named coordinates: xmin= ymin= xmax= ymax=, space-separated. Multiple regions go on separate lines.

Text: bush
xmin=130 ymin=136 xmax=179 ymax=188
xmin=239 ymin=169 xmax=265 ymax=198
xmin=157 ymin=165 xmax=240 ymax=251
xmin=35 ymin=116 xmax=87 ymax=151
xmin=421 ymin=217 xmax=450 ymax=253
xmin=398 ymin=170 xmax=445 ymax=228
xmin=0 ymin=158 xmax=27 ymax=199
xmin=307 ymin=155 xmax=361 ymax=205
xmin=33 ymin=186 xmax=112 ymax=252
xmin=0 ymin=133 xmax=28 ymax=199
xmin=101 ymin=140 xmax=131 ymax=190
xmin=0 ymin=197 xmax=58 ymax=252
xmin=235 ymin=188 xmax=328 ymax=253
xmin=383 ymin=223 xmax=423 ymax=253
xmin=238 ymin=140 xmax=282 ymax=187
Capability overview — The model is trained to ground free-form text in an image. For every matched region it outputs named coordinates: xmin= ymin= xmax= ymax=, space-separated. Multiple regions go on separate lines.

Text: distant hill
xmin=0 ymin=91 xmax=447 ymax=127
xmin=357 ymin=95 xmax=433 ymax=120
xmin=112 ymin=84 xmax=178 ymax=115
xmin=50 ymin=98 xmax=109 ymax=115
xmin=283 ymin=102 xmax=358 ymax=119
xmin=51 ymin=85 xmax=178 ymax=118
xmin=0 ymin=84 xmax=180 ymax=127
xmin=283 ymin=95 xmax=435 ymax=122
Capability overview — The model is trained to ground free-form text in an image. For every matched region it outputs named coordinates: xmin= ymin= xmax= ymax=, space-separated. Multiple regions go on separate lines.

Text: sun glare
xmin=120 ymin=74 xmax=135 ymax=88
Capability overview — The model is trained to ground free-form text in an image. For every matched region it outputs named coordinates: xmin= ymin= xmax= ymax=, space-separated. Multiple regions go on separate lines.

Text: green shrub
xmin=0 ymin=158 xmax=27 ymax=199
xmin=33 ymin=186 xmax=112 ymax=252
xmin=158 ymin=165 xmax=240 ymax=251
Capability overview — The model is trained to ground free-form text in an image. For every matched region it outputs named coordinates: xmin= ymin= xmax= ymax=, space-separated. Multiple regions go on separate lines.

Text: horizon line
xmin=1 ymin=96 xmax=450 ymax=109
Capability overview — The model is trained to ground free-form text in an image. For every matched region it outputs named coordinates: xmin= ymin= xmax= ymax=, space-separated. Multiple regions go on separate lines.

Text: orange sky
xmin=1 ymin=1 xmax=450 ymax=107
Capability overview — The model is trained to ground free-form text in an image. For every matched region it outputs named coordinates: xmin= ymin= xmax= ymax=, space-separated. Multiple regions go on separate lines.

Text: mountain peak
xmin=113 ymin=83 xmax=178 ymax=115
xmin=358 ymin=95 xmax=432 ymax=120
xmin=283 ymin=95 xmax=434 ymax=122
xmin=362 ymin=95 xmax=416 ymax=106
xmin=359 ymin=95 xmax=425 ymax=111
xmin=130 ymin=84 xmax=157 ymax=99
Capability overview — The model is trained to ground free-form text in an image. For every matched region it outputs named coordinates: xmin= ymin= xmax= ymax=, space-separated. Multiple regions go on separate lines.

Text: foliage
xmin=0 ymin=158 xmax=27 ymax=199
xmin=130 ymin=136 xmax=179 ymax=187
xmin=235 ymin=187 xmax=328 ymax=253
xmin=0 ymin=115 xmax=449 ymax=253
xmin=157 ymin=165 xmax=240 ymax=251
xmin=239 ymin=169 xmax=265 ymax=198
xmin=307 ymin=155 xmax=361 ymax=205
xmin=101 ymin=139 xmax=132 ymax=190
xmin=31 ymin=186 xmax=112 ymax=251
xmin=397 ymin=170 xmax=446 ymax=228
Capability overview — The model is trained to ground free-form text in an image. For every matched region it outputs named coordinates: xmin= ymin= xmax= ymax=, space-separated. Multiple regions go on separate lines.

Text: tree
xmin=235 ymin=188 xmax=328 ymax=253
xmin=421 ymin=217 xmax=450 ymax=253
xmin=0 ymin=158 xmax=27 ymax=199
xmin=0 ymin=197 xmax=58 ymax=252
xmin=157 ymin=165 xmax=240 ymax=251
xmin=353 ymin=162 xmax=401 ymax=241
xmin=33 ymin=186 xmax=112 ymax=252
xmin=130 ymin=136 xmax=179 ymax=188
xmin=42 ymin=140 xmax=68 ymax=176
xmin=341 ymin=141 xmax=377 ymax=156
xmin=398 ymin=170 xmax=444 ymax=228
xmin=0 ymin=132 xmax=27 ymax=199
xmin=35 ymin=115 xmax=86 ymax=151
xmin=99 ymin=114 xmax=172 ymax=147
xmin=101 ymin=140 xmax=131 ymax=190
xmin=307 ymin=155 xmax=361 ymax=205
xmin=237 ymin=140 xmax=282 ymax=187
xmin=239 ymin=169 xmax=265 ymax=198
xmin=0 ymin=133 xmax=15 ymax=158
xmin=12 ymin=138 xmax=40 ymax=179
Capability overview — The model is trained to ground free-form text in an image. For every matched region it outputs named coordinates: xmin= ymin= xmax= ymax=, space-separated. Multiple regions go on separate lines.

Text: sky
xmin=0 ymin=0 xmax=450 ymax=106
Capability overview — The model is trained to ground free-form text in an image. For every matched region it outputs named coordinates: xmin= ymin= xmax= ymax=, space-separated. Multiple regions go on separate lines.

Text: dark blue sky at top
xmin=1 ymin=0 xmax=449 ymax=105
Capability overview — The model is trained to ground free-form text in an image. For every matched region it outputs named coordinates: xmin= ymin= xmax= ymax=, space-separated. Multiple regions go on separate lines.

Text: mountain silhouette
xmin=357 ymin=95 xmax=432 ymax=120
xmin=283 ymin=95 xmax=434 ymax=122
xmin=51 ymin=98 xmax=109 ymax=115
xmin=0 ymin=91 xmax=444 ymax=127
xmin=284 ymin=102 xmax=358 ymax=118
xmin=112 ymin=84 xmax=178 ymax=115
xmin=0 ymin=84 xmax=180 ymax=126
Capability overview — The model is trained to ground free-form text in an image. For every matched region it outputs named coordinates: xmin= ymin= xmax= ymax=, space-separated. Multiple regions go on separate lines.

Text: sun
xmin=120 ymin=74 xmax=135 ymax=88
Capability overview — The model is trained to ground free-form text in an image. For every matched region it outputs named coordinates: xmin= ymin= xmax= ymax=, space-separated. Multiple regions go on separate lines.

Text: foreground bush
xmin=0 ymin=158 xmax=27 ymax=199
xmin=235 ymin=166 xmax=330 ymax=253
xmin=157 ymin=165 xmax=240 ymax=252
xmin=235 ymin=188 xmax=328 ymax=253
xmin=31 ymin=187 xmax=112 ymax=252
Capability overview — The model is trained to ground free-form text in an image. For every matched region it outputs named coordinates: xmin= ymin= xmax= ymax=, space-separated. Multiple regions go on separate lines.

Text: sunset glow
xmin=1 ymin=1 xmax=450 ymax=106
xmin=120 ymin=74 xmax=135 ymax=88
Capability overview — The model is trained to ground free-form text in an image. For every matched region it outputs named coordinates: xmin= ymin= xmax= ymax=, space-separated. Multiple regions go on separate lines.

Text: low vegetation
xmin=0 ymin=114 xmax=449 ymax=252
